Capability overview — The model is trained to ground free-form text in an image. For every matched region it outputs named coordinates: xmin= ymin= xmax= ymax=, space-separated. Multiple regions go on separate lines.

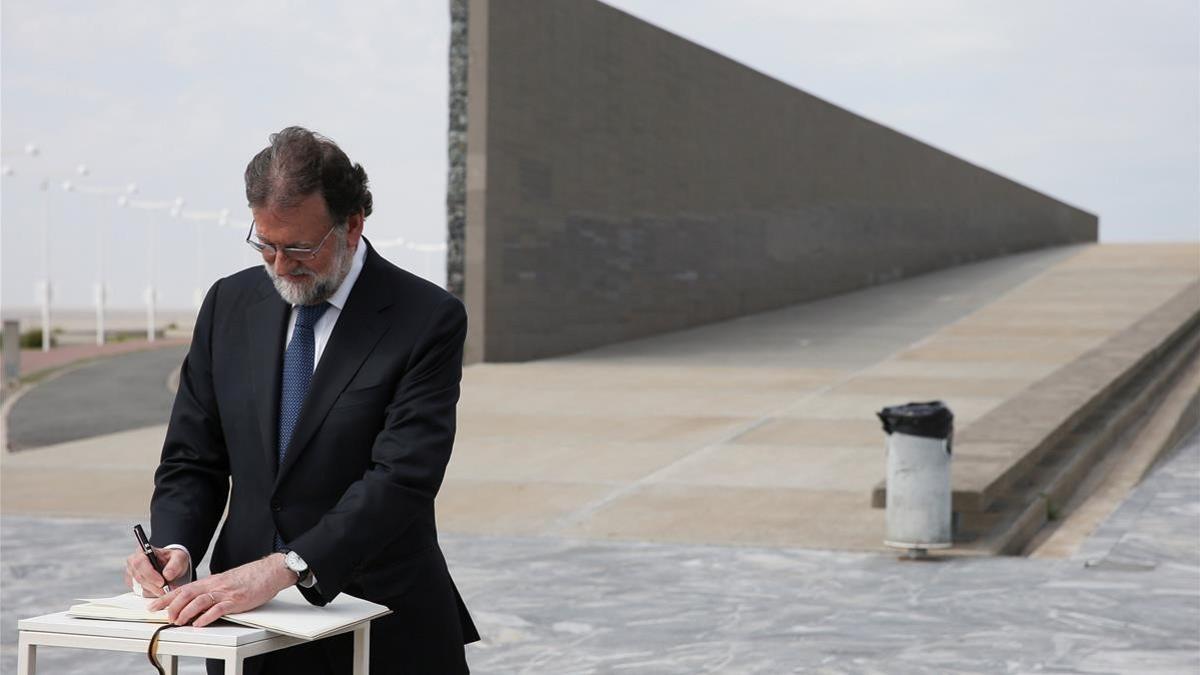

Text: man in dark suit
xmin=124 ymin=126 xmax=479 ymax=673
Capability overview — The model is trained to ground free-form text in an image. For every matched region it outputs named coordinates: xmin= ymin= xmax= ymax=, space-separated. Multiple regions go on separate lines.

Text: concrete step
xmin=1026 ymin=349 xmax=1200 ymax=558
xmin=872 ymin=280 xmax=1200 ymax=555
xmin=960 ymin=335 xmax=1200 ymax=554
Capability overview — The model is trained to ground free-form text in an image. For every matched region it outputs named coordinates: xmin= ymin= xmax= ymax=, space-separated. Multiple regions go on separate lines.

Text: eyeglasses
xmin=246 ymin=220 xmax=339 ymax=261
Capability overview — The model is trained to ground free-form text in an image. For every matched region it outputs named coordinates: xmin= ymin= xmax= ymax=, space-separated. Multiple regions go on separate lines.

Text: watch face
xmin=285 ymin=550 xmax=307 ymax=572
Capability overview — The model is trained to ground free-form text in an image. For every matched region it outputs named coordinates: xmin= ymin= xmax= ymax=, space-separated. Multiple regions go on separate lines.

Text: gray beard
xmin=264 ymin=234 xmax=354 ymax=306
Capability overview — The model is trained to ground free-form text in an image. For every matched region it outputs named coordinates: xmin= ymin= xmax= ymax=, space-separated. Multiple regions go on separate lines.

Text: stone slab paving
xmin=2 ymin=428 xmax=1196 ymax=674
xmin=442 ymin=243 xmax=1200 ymax=549
xmin=4 ymin=244 xmax=1198 ymax=555
xmin=0 ymin=425 xmax=168 ymax=518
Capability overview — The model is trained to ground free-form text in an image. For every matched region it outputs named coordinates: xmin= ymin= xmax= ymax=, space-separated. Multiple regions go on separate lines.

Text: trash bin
xmin=876 ymin=400 xmax=954 ymax=553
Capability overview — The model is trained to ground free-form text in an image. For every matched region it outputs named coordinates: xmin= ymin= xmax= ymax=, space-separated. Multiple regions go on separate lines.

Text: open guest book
xmin=68 ymin=586 xmax=390 ymax=641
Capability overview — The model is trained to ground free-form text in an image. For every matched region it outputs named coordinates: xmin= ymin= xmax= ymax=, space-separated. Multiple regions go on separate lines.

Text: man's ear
xmin=346 ymin=210 xmax=365 ymax=249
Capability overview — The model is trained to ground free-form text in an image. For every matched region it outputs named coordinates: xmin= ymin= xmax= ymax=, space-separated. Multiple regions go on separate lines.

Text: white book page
xmin=77 ymin=593 xmax=158 ymax=611
xmin=71 ymin=587 xmax=389 ymax=641
xmin=69 ymin=593 xmax=168 ymax=622
xmin=223 ymin=587 xmax=390 ymax=640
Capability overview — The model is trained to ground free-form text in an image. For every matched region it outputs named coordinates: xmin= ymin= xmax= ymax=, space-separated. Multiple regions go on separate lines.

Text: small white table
xmin=17 ymin=612 xmax=370 ymax=675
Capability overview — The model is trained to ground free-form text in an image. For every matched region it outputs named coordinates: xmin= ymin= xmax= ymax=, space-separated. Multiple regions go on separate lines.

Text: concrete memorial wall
xmin=448 ymin=0 xmax=1098 ymax=362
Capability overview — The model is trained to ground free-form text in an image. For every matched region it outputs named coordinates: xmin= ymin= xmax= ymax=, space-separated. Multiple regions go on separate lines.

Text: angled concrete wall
xmin=450 ymin=0 xmax=1098 ymax=363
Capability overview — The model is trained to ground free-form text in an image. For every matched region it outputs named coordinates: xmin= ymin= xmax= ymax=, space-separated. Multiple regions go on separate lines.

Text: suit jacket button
xmin=271 ymin=501 xmax=281 ymax=512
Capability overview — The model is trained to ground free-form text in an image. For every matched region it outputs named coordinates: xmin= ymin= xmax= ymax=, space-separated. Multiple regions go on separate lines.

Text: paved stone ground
xmin=5 ymin=346 xmax=186 ymax=450
xmin=2 ymin=244 xmax=1197 ymax=672
xmin=441 ymin=243 xmax=1200 ymax=549
xmin=3 ymin=428 xmax=1196 ymax=674
xmin=5 ymin=245 xmax=1198 ymax=552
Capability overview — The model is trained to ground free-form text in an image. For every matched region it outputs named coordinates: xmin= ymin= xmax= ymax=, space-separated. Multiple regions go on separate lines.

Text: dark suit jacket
xmin=150 ymin=240 xmax=479 ymax=673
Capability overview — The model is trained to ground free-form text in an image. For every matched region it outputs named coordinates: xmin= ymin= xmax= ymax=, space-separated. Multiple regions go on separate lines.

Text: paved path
xmin=2 ymin=428 xmax=1195 ymax=674
xmin=3 ymin=244 xmax=1198 ymax=555
xmin=0 ymin=244 xmax=1078 ymax=519
xmin=440 ymin=243 xmax=1200 ymax=549
xmin=5 ymin=346 xmax=186 ymax=450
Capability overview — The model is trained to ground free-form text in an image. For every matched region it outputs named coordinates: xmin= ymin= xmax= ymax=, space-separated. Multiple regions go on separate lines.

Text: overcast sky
xmin=2 ymin=0 xmax=1197 ymax=311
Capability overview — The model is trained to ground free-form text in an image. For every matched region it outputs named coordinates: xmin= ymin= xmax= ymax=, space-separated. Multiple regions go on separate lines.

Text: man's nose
xmin=273 ymin=252 xmax=296 ymax=276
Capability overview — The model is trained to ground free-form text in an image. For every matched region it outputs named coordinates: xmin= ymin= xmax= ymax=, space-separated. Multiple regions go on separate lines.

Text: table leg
xmin=17 ymin=633 xmax=36 ymax=675
xmin=352 ymin=623 xmax=370 ymax=675
xmin=225 ymin=656 xmax=244 ymax=675
xmin=161 ymin=653 xmax=178 ymax=675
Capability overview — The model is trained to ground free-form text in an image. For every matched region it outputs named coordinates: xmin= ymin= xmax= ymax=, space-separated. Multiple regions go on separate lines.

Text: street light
xmin=62 ymin=169 xmax=144 ymax=347
xmin=37 ymin=177 xmax=51 ymax=352
xmin=198 ymin=208 xmax=230 ymax=307
xmin=16 ymin=143 xmax=53 ymax=351
xmin=0 ymin=145 xmax=51 ymax=349
xmin=191 ymin=199 xmax=204 ymax=310
xmin=124 ymin=195 xmax=179 ymax=342
xmin=144 ymin=197 xmax=184 ymax=343
xmin=32 ymin=156 xmax=87 ymax=352
xmin=176 ymin=205 xmax=237 ymax=306
xmin=74 ymin=181 xmax=140 ymax=346
xmin=374 ymin=238 xmax=449 ymax=289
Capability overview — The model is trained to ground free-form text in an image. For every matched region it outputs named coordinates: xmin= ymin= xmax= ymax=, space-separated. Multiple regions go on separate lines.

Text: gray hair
xmin=244 ymin=126 xmax=373 ymax=225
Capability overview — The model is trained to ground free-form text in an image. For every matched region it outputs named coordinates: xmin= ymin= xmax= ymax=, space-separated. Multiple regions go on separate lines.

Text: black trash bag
xmin=876 ymin=400 xmax=954 ymax=442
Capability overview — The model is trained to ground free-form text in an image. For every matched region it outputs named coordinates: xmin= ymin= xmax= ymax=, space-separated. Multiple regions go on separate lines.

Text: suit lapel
xmin=246 ymin=279 xmax=290 ymax=475
xmin=275 ymin=242 xmax=394 ymax=488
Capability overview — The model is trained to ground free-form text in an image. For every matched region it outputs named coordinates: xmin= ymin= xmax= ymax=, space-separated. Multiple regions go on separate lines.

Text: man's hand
xmin=148 ymin=553 xmax=296 ymax=627
xmin=125 ymin=547 xmax=189 ymax=598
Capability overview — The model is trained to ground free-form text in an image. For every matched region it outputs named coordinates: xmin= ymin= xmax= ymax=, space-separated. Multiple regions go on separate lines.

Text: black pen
xmin=133 ymin=524 xmax=171 ymax=596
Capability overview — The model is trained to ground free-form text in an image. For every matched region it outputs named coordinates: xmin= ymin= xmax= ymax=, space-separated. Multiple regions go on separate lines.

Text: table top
xmin=18 ymin=612 xmax=277 ymax=647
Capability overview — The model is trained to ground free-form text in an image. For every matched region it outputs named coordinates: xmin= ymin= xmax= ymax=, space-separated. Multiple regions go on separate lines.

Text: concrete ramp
xmin=3 ymin=244 xmax=1195 ymax=558
xmin=439 ymin=243 xmax=1200 ymax=552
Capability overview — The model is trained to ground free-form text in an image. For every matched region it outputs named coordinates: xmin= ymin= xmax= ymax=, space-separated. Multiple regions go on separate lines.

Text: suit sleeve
xmin=291 ymin=295 xmax=467 ymax=604
xmin=149 ymin=280 xmax=231 ymax=566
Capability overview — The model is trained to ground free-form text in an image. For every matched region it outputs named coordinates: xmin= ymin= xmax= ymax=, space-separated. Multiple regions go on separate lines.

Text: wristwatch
xmin=282 ymin=549 xmax=314 ymax=587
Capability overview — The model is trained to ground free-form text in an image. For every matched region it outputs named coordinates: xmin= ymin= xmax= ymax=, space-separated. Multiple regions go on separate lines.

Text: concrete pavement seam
xmin=541 ymin=246 xmax=1093 ymax=537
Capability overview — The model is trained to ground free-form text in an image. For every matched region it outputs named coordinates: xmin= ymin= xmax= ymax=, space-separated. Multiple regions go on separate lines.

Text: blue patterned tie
xmin=275 ymin=301 xmax=329 ymax=551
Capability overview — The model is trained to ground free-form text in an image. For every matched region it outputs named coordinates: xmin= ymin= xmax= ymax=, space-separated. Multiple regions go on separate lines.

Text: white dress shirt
xmin=284 ymin=239 xmax=367 ymax=369
xmin=155 ymin=240 xmax=368 ymax=592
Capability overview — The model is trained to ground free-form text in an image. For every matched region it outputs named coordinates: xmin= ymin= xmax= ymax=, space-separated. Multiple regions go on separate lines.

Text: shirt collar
xmin=315 ymin=237 xmax=366 ymax=312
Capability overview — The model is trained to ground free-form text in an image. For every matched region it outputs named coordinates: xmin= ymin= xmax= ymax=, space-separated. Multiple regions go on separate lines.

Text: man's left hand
xmin=148 ymin=553 xmax=296 ymax=627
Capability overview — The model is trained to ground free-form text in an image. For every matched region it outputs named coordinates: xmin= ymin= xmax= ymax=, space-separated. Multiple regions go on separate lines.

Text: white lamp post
xmin=203 ymin=208 xmax=229 ymax=306
xmin=77 ymin=181 xmax=139 ymax=346
xmin=117 ymin=193 xmax=131 ymax=342
xmin=0 ymin=150 xmax=48 ymax=347
xmin=31 ymin=154 xmax=87 ymax=352
xmin=145 ymin=207 xmax=160 ymax=343
xmin=156 ymin=196 xmax=183 ymax=339
xmin=374 ymin=238 xmax=448 ymax=289
xmin=125 ymin=195 xmax=180 ymax=343
xmin=38 ymin=177 xmax=51 ymax=352
xmin=64 ymin=178 xmax=142 ymax=345
xmin=18 ymin=142 xmax=54 ymax=352
xmin=64 ymin=166 xmax=123 ymax=348
xmin=192 ymin=201 xmax=205 ymax=310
